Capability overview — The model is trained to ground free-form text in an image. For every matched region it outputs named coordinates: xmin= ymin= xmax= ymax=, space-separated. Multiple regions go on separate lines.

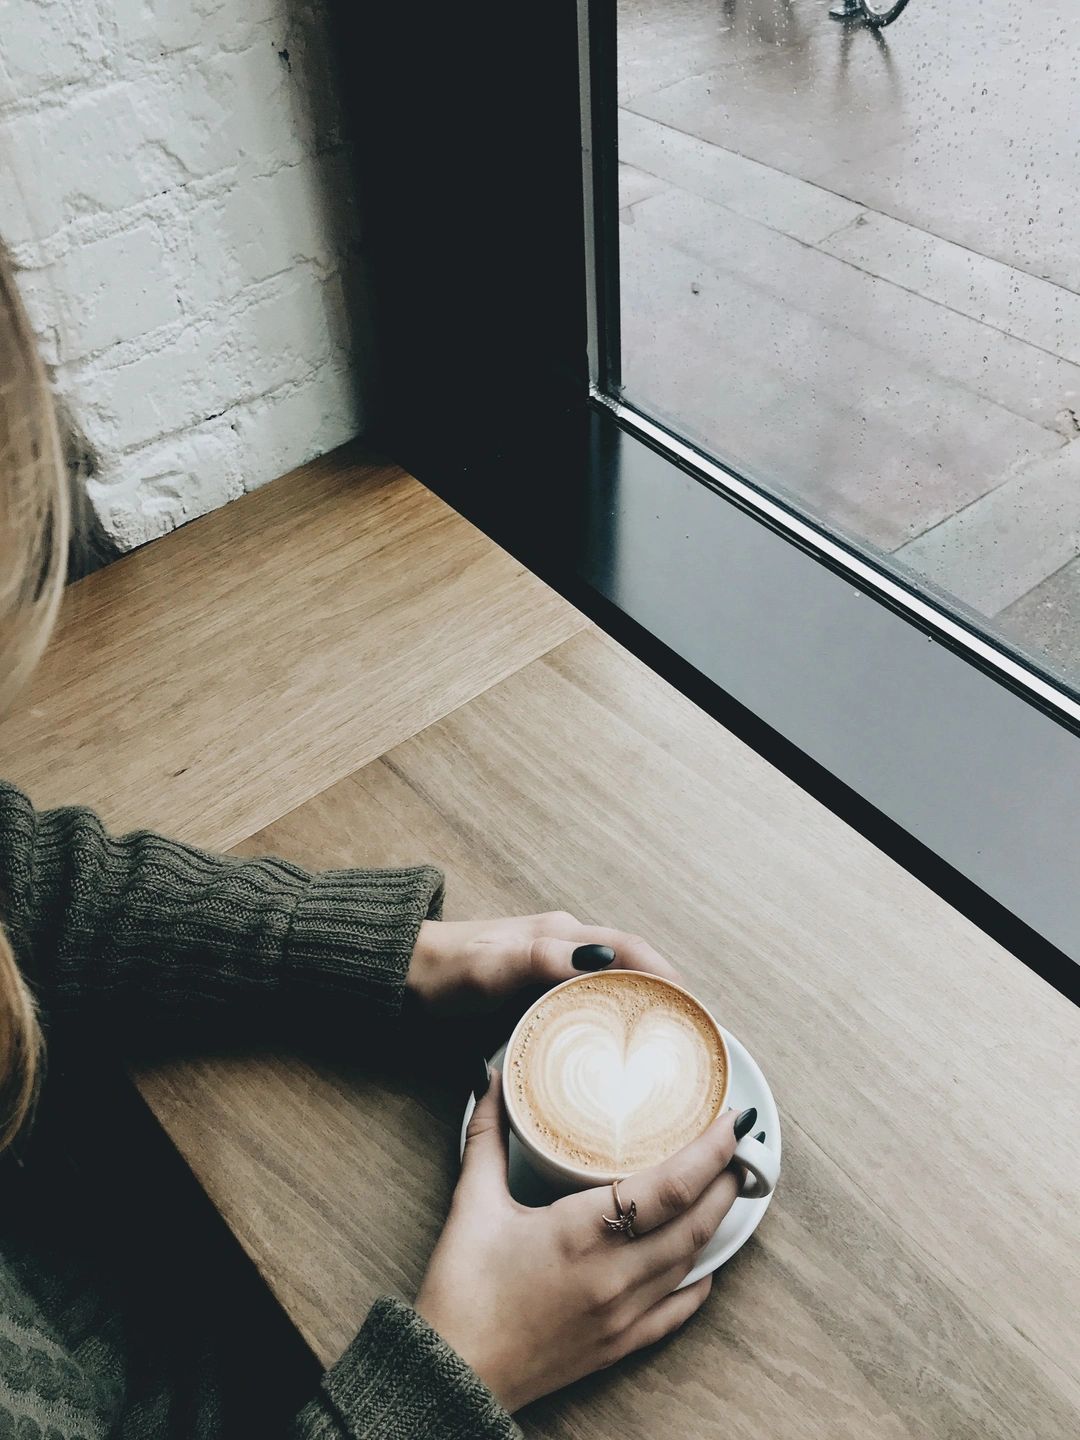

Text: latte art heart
xmin=509 ymin=973 xmax=727 ymax=1174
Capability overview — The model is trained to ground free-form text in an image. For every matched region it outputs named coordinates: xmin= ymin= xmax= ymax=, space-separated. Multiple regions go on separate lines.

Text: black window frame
xmin=337 ymin=0 xmax=1080 ymax=1004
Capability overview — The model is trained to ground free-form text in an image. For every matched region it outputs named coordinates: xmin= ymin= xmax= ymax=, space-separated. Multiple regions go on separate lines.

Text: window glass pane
xmin=616 ymin=1 xmax=1080 ymax=692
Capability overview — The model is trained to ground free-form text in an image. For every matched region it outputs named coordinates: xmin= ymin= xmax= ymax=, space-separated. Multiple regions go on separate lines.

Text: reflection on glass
xmin=616 ymin=0 xmax=1080 ymax=691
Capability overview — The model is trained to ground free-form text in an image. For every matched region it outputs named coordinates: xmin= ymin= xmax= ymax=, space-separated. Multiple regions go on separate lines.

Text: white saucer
xmin=459 ymin=1024 xmax=780 ymax=1288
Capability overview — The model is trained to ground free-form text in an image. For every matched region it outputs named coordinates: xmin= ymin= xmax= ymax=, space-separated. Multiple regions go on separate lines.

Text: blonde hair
xmin=0 ymin=248 xmax=70 ymax=1150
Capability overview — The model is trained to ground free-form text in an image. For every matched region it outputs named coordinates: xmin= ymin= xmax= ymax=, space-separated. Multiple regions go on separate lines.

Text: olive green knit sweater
xmin=0 ymin=780 xmax=521 ymax=1440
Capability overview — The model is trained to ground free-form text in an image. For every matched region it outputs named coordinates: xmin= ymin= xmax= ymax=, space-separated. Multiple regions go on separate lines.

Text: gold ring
xmin=601 ymin=1178 xmax=638 ymax=1239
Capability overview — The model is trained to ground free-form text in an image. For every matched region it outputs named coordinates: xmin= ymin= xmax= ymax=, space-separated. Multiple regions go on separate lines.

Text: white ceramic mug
xmin=501 ymin=972 xmax=780 ymax=1199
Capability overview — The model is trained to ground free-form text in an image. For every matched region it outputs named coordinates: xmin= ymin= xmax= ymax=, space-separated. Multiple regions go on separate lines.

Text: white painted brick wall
xmin=2 ymin=0 xmax=367 ymax=550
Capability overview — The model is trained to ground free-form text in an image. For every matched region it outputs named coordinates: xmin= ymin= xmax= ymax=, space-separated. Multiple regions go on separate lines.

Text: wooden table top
xmin=2 ymin=446 xmax=1077 ymax=1438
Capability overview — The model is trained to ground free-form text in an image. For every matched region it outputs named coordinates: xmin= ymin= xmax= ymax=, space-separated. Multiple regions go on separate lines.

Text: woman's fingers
xmin=529 ymin=927 xmax=680 ymax=984
xmin=633 ymin=1167 xmax=742 ymax=1303
xmin=458 ymin=1068 xmax=514 ymax=1206
xmin=590 ymin=929 xmax=680 ymax=982
xmin=618 ymin=1273 xmax=713 ymax=1358
xmin=612 ymin=1108 xmax=741 ymax=1238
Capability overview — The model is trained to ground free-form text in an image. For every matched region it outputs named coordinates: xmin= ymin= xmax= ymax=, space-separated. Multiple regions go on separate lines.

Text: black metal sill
xmin=394 ymin=398 xmax=1080 ymax=1008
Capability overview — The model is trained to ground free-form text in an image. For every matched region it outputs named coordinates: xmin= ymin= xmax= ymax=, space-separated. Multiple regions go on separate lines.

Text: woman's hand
xmin=414 ymin=1070 xmax=743 ymax=1413
xmin=406 ymin=911 xmax=679 ymax=1016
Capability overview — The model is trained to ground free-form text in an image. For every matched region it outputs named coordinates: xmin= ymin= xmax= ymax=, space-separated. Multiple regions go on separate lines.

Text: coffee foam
xmin=508 ymin=972 xmax=727 ymax=1174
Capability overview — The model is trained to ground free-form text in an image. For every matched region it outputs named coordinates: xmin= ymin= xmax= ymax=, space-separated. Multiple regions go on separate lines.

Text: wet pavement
xmin=617 ymin=0 xmax=1080 ymax=688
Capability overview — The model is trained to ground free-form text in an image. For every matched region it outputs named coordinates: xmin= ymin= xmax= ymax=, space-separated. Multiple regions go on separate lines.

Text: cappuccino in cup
xmin=504 ymin=971 xmax=729 ymax=1186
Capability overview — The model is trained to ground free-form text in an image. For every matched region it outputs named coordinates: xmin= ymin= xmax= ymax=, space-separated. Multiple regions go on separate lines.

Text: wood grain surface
xmin=0 ymin=443 xmax=583 ymax=850
xmin=136 ymin=628 xmax=1080 ymax=1440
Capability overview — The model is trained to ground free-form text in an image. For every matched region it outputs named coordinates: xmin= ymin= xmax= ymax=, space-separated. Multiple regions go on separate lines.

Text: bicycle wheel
xmin=859 ymin=0 xmax=913 ymax=24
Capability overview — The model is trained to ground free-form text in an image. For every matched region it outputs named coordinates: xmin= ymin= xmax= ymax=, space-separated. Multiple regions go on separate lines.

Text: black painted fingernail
xmin=572 ymin=944 xmax=616 ymax=970
xmin=734 ymin=1107 xmax=757 ymax=1140
xmin=754 ymin=1131 xmax=766 ymax=1143
xmin=473 ymin=1057 xmax=491 ymax=1100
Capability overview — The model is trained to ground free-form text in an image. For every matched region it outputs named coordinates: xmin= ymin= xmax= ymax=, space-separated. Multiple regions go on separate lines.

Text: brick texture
xmin=2 ymin=0 xmax=366 ymax=550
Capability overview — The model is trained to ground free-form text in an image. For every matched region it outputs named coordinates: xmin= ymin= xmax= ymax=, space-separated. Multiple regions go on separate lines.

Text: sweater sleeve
xmin=0 ymin=780 xmax=444 ymax=1046
xmin=290 ymin=1298 xmax=522 ymax=1440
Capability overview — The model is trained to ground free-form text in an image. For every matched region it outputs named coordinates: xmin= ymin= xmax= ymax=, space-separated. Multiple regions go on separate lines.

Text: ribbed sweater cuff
xmin=285 ymin=866 xmax=445 ymax=1021
xmin=320 ymin=1298 xmax=520 ymax=1440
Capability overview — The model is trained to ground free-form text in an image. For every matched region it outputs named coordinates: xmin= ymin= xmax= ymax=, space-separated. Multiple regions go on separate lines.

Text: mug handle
xmin=733 ymin=1134 xmax=780 ymax=1200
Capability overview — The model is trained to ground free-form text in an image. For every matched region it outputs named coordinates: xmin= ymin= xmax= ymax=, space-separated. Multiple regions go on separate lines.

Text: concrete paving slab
xmin=620 ymin=110 xmax=862 ymax=246
xmin=997 ymin=557 xmax=1080 ymax=688
xmin=623 ymin=0 xmax=1079 ymax=291
xmin=619 ymin=223 xmax=1058 ymax=551
xmin=821 ymin=211 xmax=1080 ymax=368
xmin=618 ymin=161 xmax=670 ymax=210
xmin=625 ymin=186 xmax=1080 ymax=434
xmin=894 ymin=440 xmax=1080 ymax=617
